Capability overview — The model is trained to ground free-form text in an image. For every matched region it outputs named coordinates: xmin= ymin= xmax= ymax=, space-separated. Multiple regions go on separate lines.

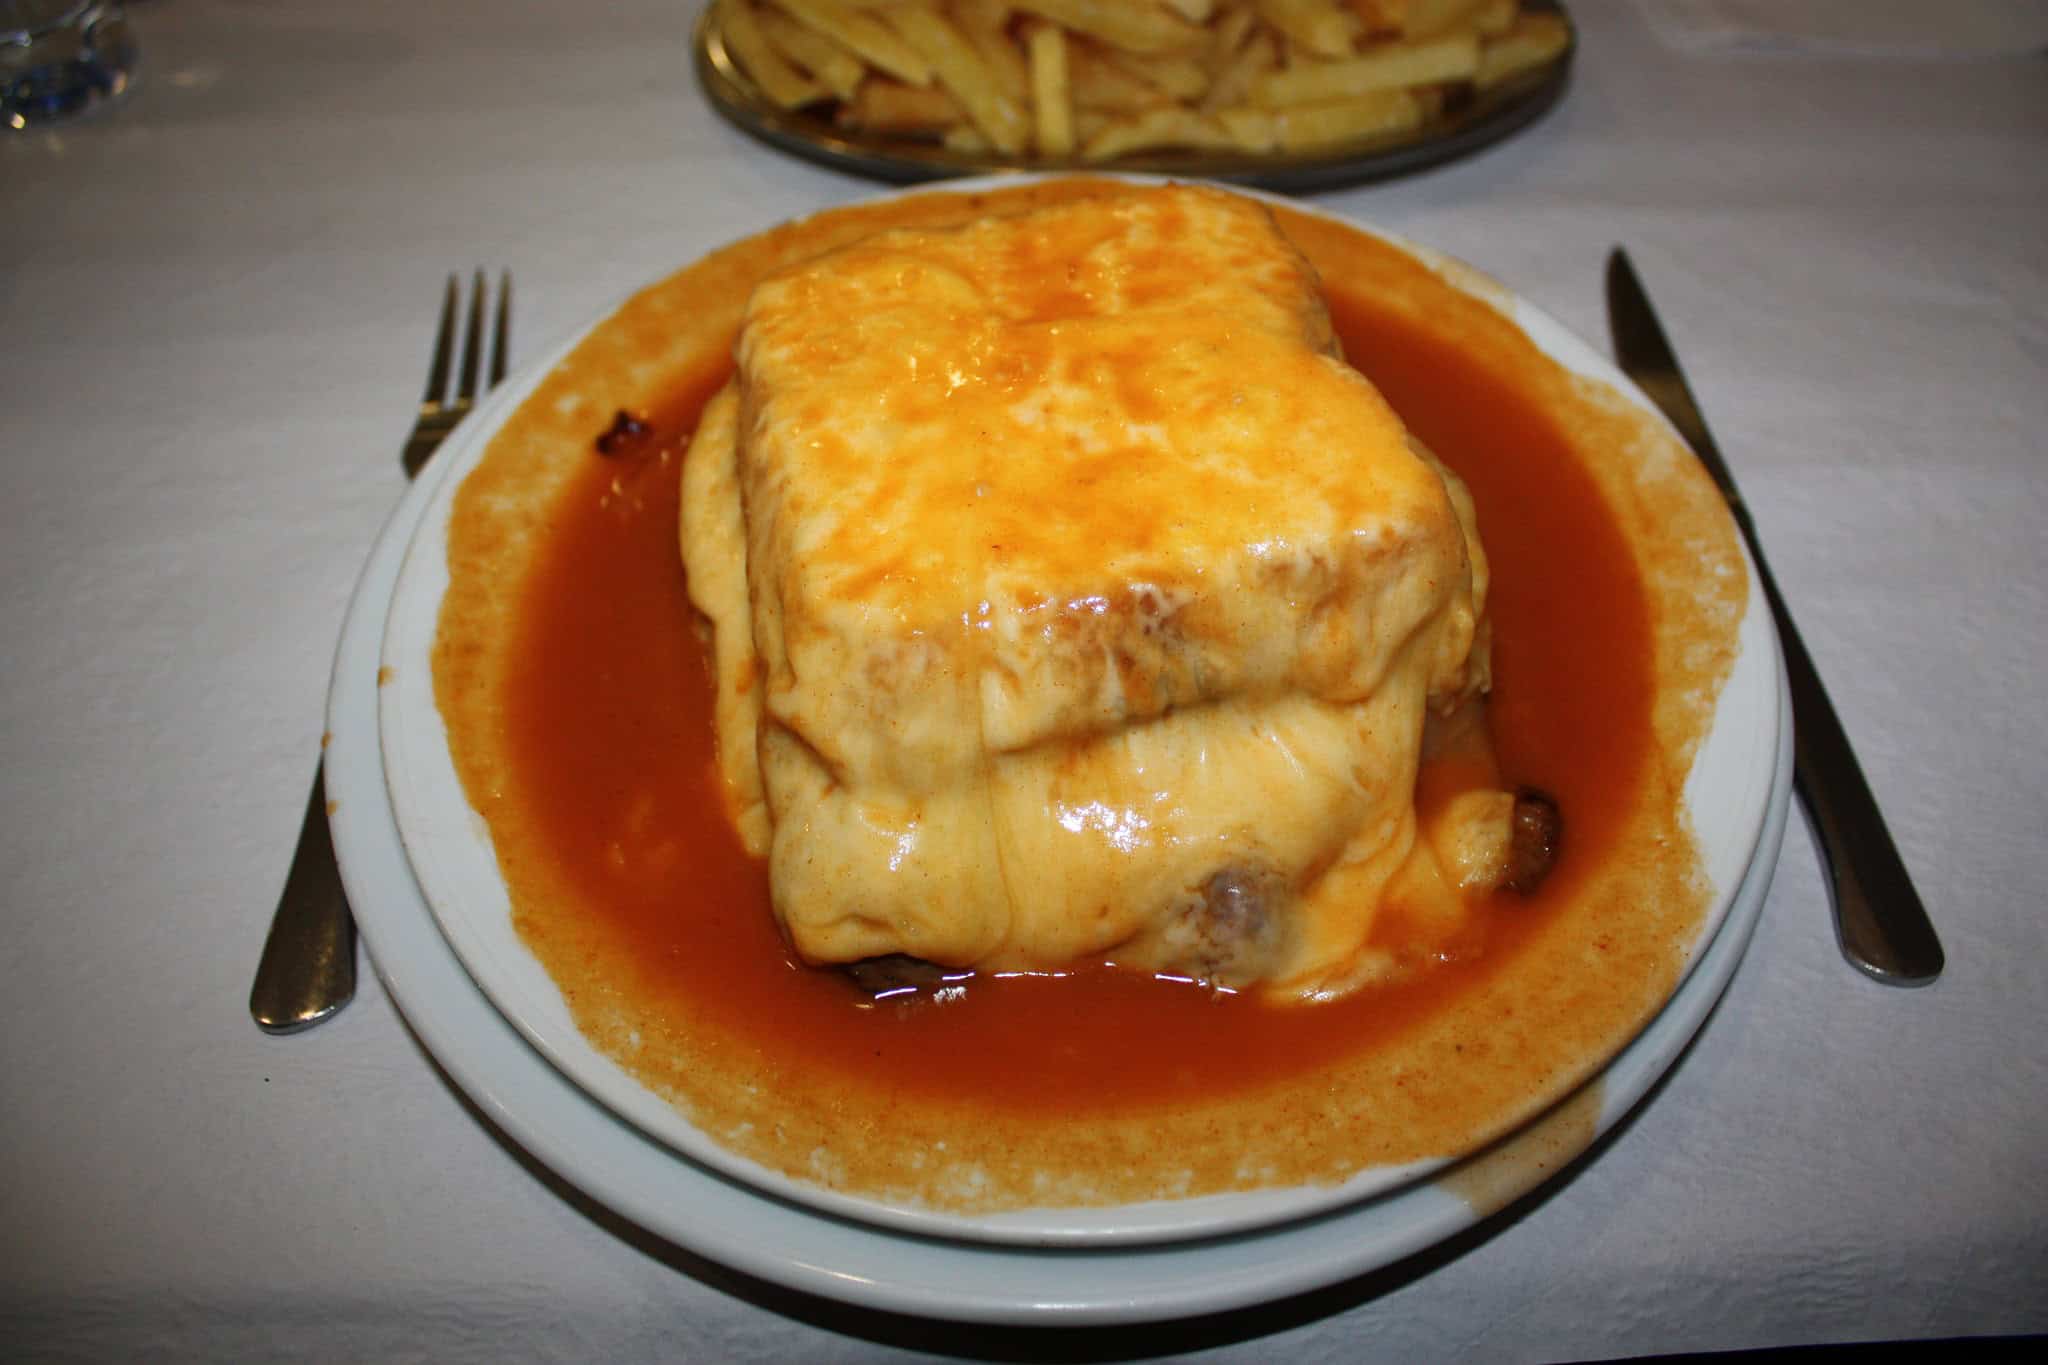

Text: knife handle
xmin=1758 ymin=561 xmax=1945 ymax=984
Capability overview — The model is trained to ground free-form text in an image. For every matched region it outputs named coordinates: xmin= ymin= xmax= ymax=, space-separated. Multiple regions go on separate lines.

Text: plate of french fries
xmin=694 ymin=0 xmax=1574 ymax=189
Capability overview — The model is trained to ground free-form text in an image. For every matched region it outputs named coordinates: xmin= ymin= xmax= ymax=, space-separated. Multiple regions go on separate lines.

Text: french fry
xmin=944 ymin=122 xmax=993 ymax=153
xmin=1073 ymin=107 xmax=1115 ymax=143
xmin=954 ymin=0 xmax=1031 ymax=101
xmin=755 ymin=5 xmax=868 ymax=100
xmin=839 ymin=77 xmax=965 ymax=132
xmin=1201 ymin=28 xmax=1277 ymax=111
xmin=1475 ymin=11 xmax=1568 ymax=88
xmin=1207 ymin=4 xmax=1259 ymax=67
xmin=1213 ymin=104 xmax=1278 ymax=150
xmin=1253 ymin=0 xmax=1363 ymax=59
xmin=1251 ymin=30 xmax=1477 ymax=105
xmin=1162 ymin=0 xmax=1218 ymax=21
xmin=1272 ymin=87 xmax=1422 ymax=149
xmin=1010 ymin=0 xmax=1207 ymax=56
xmin=768 ymin=0 xmax=935 ymax=85
xmin=1475 ymin=0 xmax=1518 ymax=38
xmin=880 ymin=5 xmax=1030 ymax=153
xmin=719 ymin=0 xmax=830 ymax=108
xmin=1405 ymin=0 xmax=1514 ymax=40
xmin=1344 ymin=1 xmax=1407 ymax=36
xmin=1068 ymin=40 xmax=1175 ymax=111
xmin=1081 ymin=106 xmax=1237 ymax=160
xmin=1275 ymin=34 xmax=1314 ymax=70
xmin=1402 ymin=0 xmax=1476 ymax=38
xmin=1102 ymin=48 xmax=1212 ymax=101
xmin=1024 ymin=21 xmax=1076 ymax=156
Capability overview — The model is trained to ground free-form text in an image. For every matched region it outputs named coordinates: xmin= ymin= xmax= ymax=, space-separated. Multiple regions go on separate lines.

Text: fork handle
xmin=402 ymin=428 xmax=444 ymax=480
xmin=250 ymin=763 xmax=357 ymax=1032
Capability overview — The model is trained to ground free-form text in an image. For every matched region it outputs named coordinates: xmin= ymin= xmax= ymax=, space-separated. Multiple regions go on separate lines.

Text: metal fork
xmin=404 ymin=271 xmax=512 ymax=478
xmin=250 ymin=270 xmax=512 ymax=1034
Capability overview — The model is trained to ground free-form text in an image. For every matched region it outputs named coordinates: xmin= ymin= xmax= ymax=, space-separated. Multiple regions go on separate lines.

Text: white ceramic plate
xmin=370 ymin=181 xmax=1786 ymax=1257
xmin=329 ymin=426 xmax=1787 ymax=1320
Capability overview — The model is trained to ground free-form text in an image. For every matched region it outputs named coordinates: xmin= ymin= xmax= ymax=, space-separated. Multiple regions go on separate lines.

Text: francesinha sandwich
xmin=682 ymin=185 xmax=1547 ymax=1002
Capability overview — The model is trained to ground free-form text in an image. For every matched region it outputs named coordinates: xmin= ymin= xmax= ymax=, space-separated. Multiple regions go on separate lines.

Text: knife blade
xmin=1605 ymin=248 xmax=1944 ymax=985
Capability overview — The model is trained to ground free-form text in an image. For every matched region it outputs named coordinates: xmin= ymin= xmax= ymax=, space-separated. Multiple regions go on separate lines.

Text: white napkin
xmin=1632 ymin=0 xmax=2048 ymax=59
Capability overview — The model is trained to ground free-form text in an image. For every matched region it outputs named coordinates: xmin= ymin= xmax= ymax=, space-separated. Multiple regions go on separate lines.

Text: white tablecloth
xmin=5 ymin=2 xmax=2044 ymax=1358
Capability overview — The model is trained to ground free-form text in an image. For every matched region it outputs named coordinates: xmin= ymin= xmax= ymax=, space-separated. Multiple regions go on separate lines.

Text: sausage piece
xmin=843 ymin=954 xmax=960 ymax=998
xmin=594 ymin=408 xmax=653 ymax=456
xmin=1503 ymin=787 xmax=1563 ymax=895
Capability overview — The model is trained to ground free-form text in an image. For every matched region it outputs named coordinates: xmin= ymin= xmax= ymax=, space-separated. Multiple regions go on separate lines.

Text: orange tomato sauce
xmin=495 ymin=288 xmax=1651 ymax=1117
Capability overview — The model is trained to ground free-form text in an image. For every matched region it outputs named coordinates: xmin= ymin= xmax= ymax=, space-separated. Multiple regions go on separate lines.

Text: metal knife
xmin=1605 ymin=248 xmax=1944 ymax=985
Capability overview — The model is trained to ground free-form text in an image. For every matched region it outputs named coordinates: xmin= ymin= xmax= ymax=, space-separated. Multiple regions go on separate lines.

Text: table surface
xmin=5 ymin=1 xmax=2045 ymax=1359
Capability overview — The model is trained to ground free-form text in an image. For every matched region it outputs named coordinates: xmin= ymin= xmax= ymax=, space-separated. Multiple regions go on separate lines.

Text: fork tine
xmin=455 ymin=268 xmax=486 ymax=408
xmin=421 ymin=273 xmax=459 ymax=406
xmin=488 ymin=269 xmax=512 ymax=390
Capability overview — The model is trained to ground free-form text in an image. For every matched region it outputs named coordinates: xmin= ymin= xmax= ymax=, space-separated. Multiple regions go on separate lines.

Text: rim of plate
xmin=374 ymin=176 xmax=1783 ymax=1250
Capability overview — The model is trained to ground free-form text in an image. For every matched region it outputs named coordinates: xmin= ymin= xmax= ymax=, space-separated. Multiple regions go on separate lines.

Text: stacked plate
xmin=327 ymin=183 xmax=1791 ymax=1324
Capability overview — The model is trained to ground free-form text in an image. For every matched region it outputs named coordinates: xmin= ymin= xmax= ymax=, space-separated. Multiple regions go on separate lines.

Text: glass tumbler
xmin=3 ymin=1 xmax=136 ymax=129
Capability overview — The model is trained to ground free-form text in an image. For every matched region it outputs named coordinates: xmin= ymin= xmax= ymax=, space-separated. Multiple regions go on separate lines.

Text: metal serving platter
xmin=691 ymin=2 xmax=1575 ymax=194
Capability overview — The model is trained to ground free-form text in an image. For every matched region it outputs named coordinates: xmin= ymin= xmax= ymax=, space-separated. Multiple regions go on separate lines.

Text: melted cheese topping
xmin=683 ymin=186 xmax=1496 ymax=998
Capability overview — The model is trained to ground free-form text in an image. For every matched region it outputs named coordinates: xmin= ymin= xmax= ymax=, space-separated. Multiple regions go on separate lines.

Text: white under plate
xmin=359 ymin=180 xmax=1789 ymax=1272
